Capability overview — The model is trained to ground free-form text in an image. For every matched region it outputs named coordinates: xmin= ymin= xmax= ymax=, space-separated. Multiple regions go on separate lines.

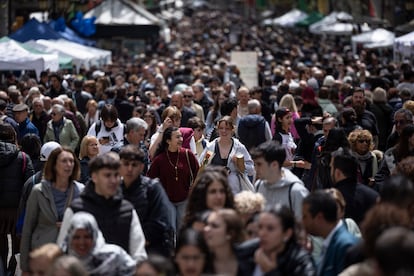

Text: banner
xmin=230 ymin=51 xmax=258 ymax=89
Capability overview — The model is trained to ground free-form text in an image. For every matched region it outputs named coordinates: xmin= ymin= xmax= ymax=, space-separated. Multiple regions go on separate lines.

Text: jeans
xmin=169 ymin=200 xmax=188 ymax=232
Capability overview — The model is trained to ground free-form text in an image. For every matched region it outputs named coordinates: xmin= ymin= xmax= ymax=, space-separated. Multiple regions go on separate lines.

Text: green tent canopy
xmin=1 ymin=36 xmax=72 ymax=69
xmin=19 ymin=42 xmax=73 ymax=69
xmin=295 ymin=12 xmax=324 ymax=27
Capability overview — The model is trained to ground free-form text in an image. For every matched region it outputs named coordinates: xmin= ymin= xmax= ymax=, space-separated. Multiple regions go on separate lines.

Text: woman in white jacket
xmin=199 ymin=116 xmax=254 ymax=194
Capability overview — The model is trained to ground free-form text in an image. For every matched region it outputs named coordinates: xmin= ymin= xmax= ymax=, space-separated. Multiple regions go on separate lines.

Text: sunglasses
xmin=357 ymin=139 xmax=371 ymax=144
xmin=183 ymin=95 xmax=193 ymax=98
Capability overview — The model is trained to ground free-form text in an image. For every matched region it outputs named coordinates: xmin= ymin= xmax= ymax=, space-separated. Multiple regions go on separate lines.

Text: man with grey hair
xmin=111 ymin=117 xmax=150 ymax=173
xmin=182 ymin=87 xmax=205 ymax=122
xmin=30 ymin=97 xmax=50 ymax=142
xmin=192 ymin=82 xmax=213 ymax=118
xmin=170 ymin=91 xmax=196 ymax=127
xmin=237 ymin=99 xmax=272 ymax=152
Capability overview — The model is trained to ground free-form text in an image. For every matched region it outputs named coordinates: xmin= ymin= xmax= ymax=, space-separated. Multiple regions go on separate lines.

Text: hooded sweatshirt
xmin=256 ymin=168 xmax=309 ymax=220
xmin=0 ymin=142 xmax=34 ymax=208
xmin=237 ymin=114 xmax=269 ymax=151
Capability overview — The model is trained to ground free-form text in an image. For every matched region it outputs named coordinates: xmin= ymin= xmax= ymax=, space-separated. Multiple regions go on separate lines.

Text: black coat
xmin=0 ymin=142 xmax=34 ymax=208
xmin=122 ymin=175 xmax=174 ymax=257
xmin=71 ymin=181 xmax=134 ymax=252
xmin=237 ymin=239 xmax=316 ymax=276
xmin=335 ymin=178 xmax=379 ymax=225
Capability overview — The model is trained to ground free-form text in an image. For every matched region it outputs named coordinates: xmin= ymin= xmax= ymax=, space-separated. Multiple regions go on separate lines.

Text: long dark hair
xmin=175 ymin=228 xmax=213 ymax=274
xmin=274 ymin=107 xmax=291 ymax=134
xmin=395 ymin=125 xmax=414 ymax=162
xmin=145 ymin=107 xmax=159 ymax=137
xmin=0 ymin=122 xmax=17 ymax=144
xmin=20 ymin=133 xmax=41 ymax=160
xmin=323 ymin=127 xmax=350 ymax=153
xmin=262 ymin=204 xmax=297 ymax=244
xmin=154 ymin=126 xmax=180 ymax=157
xmin=184 ymin=166 xmax=234 ymax=227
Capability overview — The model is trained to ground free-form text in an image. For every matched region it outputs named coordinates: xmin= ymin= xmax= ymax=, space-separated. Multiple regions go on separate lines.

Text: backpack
xmin=238 ymin=117 xmax=266 ymax=151
xmin=256 ymin=180 xmax=296 ymax=212
xmin=94 ymin=120 xmax=126 ymax=136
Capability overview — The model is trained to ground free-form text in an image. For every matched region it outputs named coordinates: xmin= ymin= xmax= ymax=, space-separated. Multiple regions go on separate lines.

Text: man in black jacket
xmin=330 ymin=147 xmax=379 ymax=225
xmin=57 ymin=152 xmax=147 ymax=262
xmin=119 ymin=145 xmax=174 ymax=257
xmin=111 ymin=117 xmax=149 ymax=174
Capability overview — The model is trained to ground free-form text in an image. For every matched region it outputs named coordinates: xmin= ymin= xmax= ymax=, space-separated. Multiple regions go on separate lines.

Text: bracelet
xmin=293 ymin=161 xmax=296 ymax=168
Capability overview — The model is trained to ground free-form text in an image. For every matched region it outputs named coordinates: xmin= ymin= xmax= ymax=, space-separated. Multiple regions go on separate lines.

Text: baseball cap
xmin=40 ymin=142 xmax=61 ymax=161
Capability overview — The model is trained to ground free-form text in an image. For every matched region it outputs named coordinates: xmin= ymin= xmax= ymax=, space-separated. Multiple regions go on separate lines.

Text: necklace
xmin=166 ymin=150 xmax=179 ymax=181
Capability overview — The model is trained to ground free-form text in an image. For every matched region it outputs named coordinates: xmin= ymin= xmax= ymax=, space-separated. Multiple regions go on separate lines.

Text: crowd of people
xmin=0 ymin=5 xmax=414 ymax=276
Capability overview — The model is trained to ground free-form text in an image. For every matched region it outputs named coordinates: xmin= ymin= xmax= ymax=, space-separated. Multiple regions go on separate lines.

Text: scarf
xmin=52 ymin=118 xmax=64 ymax=143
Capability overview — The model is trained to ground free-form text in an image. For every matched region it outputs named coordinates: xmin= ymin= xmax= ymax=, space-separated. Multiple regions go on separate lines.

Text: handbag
xmin=237 ymin=172 xmax=255 ymax=192
xmin=185 ymin=149 xmax=194 ymax=188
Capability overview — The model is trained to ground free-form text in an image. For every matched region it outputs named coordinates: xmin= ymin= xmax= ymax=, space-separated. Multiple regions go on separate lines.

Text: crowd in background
xmin=0 ymin=6 xmax=414 ymax=276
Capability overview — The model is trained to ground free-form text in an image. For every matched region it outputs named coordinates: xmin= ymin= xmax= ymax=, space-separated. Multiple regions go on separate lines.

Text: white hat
xmin=40 ymin=142 xmax=61 ymax=161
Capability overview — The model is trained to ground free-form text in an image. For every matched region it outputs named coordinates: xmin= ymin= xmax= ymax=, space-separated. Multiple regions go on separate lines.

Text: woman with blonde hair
xmin=28 ymin=243 xmax=63 ymax=276
xmin=348 ymin=129 xmax=379 ymax=186
xmin=78 ymin=136 xmax=99 ymax=184
xmin=234 ymin=191 xmax=265 ymax=240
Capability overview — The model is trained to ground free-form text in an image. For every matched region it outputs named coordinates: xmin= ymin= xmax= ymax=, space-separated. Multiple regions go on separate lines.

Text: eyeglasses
xmin=357 ymin=139 xmax=371 ymax=144
xmin=50 ymin=112 xmax=57 ymax=116
xmin=183 ymin=95 xmax=193 ymax=98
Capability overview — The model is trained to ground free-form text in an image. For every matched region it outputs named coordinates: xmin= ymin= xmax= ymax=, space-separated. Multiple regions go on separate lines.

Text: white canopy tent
xmin=24 ymin=40 xmax=90 ymax=71
xmin=264 ymin=9 xmax=308 ymax=27
xmin=53 ymin=39 xmax=111 ymax=66
xmin=315 ymin=22 xmax=370 ymax=36
xmin=85 ymin=0 xmax=161 ymax=25
xmin=394 ymin=31 xmax=414 ymax=62
xmin=24 ymin=39 xmax=111 ymax=71
xmin=309 ymin=11 xmax=357 ymax=35
xmin=0 ymin=38 xmax=59 ymax=77
xmin=351 ymin=28 xmax=395 ymax=54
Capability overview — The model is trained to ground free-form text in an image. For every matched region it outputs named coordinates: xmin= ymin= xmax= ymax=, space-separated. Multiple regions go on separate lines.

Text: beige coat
xmin=20 ymin=180 xmax=83 ymax=271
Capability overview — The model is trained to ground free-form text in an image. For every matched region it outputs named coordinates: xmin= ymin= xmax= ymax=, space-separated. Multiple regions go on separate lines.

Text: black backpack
xmin=238 ymin=119 xmax=266 ymax=151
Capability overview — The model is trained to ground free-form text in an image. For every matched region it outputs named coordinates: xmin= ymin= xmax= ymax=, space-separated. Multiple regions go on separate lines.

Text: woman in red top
xmin=147 ymin=126 xmax=199 ymax=232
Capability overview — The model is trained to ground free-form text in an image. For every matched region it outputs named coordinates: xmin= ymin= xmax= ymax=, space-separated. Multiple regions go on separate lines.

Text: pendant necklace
xmin=166 ymin=150 xmax=179 ymax=181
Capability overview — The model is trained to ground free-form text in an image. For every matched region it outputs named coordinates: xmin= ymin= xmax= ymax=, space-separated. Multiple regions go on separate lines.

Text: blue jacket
xmin=17 ymin=117 xmax=39 ymax=142
xmin=318 ymin=224 xmax=358 ymax=276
